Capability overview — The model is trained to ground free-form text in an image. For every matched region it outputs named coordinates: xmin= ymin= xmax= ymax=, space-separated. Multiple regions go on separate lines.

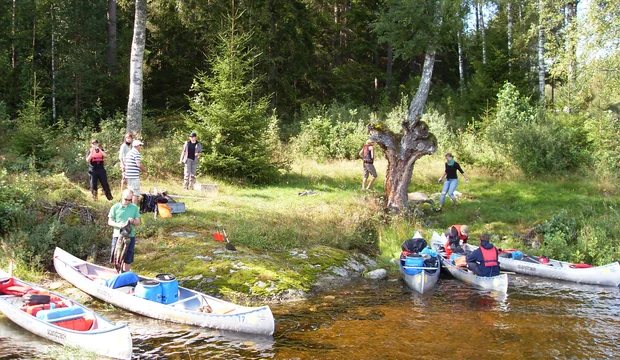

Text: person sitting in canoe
xmin=466 ymin=233 xmax=500 ymax=277
xmin=443 ymin=224 xmax=469 ymax=258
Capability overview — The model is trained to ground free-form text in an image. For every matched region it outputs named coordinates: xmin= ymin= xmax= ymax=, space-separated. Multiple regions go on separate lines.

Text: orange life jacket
xmin=452 ymin=225 xmax=469 ymax=241
xmin=480 ymin=246 xmax=498 ymax=267
xmin=90 ymin=149 xmax=104 ymax=163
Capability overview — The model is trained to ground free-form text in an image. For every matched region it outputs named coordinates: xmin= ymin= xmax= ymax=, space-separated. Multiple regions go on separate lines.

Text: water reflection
xmin=0 ymin=274 xmax=618 ymax=359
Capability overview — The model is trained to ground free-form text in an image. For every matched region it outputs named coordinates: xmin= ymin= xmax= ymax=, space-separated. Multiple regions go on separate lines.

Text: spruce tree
xmin=187 ymin=10 xmax=280 ymax=183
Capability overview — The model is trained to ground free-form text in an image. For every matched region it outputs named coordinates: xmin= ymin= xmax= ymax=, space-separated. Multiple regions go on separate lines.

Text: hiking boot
xmin=91 ymin=190 xmax=98 ymax=201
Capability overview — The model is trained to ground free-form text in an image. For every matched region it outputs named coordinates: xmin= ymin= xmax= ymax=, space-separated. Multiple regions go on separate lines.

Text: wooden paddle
xmin=222 ymin=228 xmax=237 ymax=251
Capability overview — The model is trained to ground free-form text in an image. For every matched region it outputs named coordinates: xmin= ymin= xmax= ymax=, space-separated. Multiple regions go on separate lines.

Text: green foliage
xmin=485 ymin=83 xmax=590 ymax=175
xmin=186 ymin=12 xmax=282 ymax=183
xmin=290 ymin=103 xmax=369 ymax=161
xmin=10 ymin=93 xmax=55 ymax=168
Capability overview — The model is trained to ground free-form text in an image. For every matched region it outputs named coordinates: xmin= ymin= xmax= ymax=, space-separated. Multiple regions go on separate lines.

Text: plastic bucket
xmin=157 ymin=203 xmax=172 ymax=218
xmin=156 ymin=274 xmax=178 ymax=304
xmin=134 ymin=279 xmax=162 ymax=302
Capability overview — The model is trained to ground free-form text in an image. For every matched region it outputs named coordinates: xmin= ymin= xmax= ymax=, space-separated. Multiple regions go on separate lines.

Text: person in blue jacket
xmin=466 ymin=233 xmax=500 ymax=277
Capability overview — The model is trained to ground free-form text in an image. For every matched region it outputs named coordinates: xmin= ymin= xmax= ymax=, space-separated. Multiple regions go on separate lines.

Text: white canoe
xmin=398 ymin=258 xmax=440 ymax=294
xmin=498 ymin=255 xmax=620 ymax=287
xmin=430 ymin=232 xmax=508 ymax=293
xmin=0 ymin=270 xmax=132 ymax=359
xmin=53 ymin=247 xmax=275 ymax=336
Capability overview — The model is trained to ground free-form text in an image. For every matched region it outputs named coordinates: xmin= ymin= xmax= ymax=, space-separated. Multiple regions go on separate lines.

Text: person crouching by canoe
xmin=436 ymin=153 xmax=469 ymax=211
xmin=85 ymin=139 xmax=113 ymax=201
xmin=108 ymin=189 xmax=141 ymax=272
xmin=359 ymin=140 xmax=377 ymax=190
xmin=466 ymin=234 xmax=500 ymax=277
xmin=444 ymin=224 xmax=469 ymax=258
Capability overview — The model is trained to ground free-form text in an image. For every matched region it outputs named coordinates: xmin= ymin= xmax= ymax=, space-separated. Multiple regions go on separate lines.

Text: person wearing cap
xmin=124 ymin=140 xmax=147 ymax=205
xmin=358 ymin=139 xmax=377 ymax=190
xmin=466 ymin=233 xmax=500 ymax=277
xmin=436 ymin=152 xmax=469 ymax=211
xmin=118 ymin=133 xmax=133 ymax=193
xmin=85 ymin=139 xmax=113 ymax=201
xmin=443 ymin=224 xmax=469 ymax=258
xmin=179 ymin=132 xmax=203 ymax=190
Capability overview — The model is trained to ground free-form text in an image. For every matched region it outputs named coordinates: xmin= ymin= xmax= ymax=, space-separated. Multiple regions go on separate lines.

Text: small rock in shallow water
xmin=329 ymin=267 xmax=349 ymax=277
xmin=364 ymin=269 xmax=388 ymax=280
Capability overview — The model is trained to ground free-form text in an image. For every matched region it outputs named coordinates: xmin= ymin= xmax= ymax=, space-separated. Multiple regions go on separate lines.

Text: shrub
xmin=290 ymin=103 xmax=370 ymax=162
xmin=485 ymin=83 xmax=591 ymax=175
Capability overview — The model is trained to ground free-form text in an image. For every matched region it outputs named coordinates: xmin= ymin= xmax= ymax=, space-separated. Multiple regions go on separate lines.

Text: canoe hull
xmin=53 ymin=247 xmax=275 ymax=336
xmin=499 ymin=257 xmax=620 ymax=286
xmin=0 ymin=271 xmax=132 ymax=359
xmin=398 ymin=262 xmax=440 ymax=294
xmin=430 ymin=232 xmax=508 ymax=293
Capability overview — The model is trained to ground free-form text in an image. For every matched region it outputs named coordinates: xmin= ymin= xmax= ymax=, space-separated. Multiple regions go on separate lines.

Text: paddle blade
xmin=225 ymin=242 xmax=237 ymax=251
xmin=213 ymin=232 xmax=225 ymax=242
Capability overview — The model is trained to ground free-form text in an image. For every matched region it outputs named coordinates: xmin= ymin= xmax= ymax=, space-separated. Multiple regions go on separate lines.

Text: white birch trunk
xmin=126 ymin=0 xmax=147 ymax=134
xmin=507 ymin=1 xmax=513 ymax=74
xmin=457 ymin=31 xmax=465 ymax=92
xmin=480 ymin=2 xmax=487 ymax=66
xmin=51 ymin=4 xmax=56 ymax=122
xmin=386 ymin=44 xmax=393 ymax=89
xmin=537 ymin=0 xmax=545 ymax=103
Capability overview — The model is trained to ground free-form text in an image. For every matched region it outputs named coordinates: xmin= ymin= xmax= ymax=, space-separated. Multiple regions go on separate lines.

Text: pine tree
xmin=187 ymin=9 xmax=281 ymax=183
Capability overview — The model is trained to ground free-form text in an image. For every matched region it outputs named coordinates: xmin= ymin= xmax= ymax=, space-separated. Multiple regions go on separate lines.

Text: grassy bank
xmin=1 ymin=153 xmax=618 ymax=303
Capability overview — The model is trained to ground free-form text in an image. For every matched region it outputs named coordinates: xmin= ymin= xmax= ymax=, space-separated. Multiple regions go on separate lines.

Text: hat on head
xmin=190 ymin=132 xmax=197 ymax=137
xmin=91 ymin=139 xmax=98 ymax=144
xmin=460 ymin=225 xmax=470 ymax=237
xmin=132 ymin=140 xmax=143 ymax=147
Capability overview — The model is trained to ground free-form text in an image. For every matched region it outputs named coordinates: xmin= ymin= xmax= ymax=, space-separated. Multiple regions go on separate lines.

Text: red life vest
xmin=480 ymin=246 xmax=498 ymax=267
xmin=452 ymin=225 xmax=469 ymax=241
xmin=90 ymin=149 xmax=104 ymax=163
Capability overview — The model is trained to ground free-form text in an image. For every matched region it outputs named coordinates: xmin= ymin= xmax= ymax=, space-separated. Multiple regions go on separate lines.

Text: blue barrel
xmin=156 ymin=274 xmax=178 ymax=304
xmin=134 ymin=279 xmax=162 ymax=302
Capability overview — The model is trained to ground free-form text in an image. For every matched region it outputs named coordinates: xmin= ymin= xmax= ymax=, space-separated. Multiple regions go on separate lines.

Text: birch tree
xmin=126 ymin=0 xmax=147 ymax=134
xmin=537 ymin=0 xmax=546 ymax=103
xmin=373 ymin=0 xmax=461 ymax=212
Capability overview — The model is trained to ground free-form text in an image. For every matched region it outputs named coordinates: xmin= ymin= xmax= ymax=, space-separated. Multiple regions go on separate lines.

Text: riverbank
xmin=1 ymin=156 xmax=618 ymax=305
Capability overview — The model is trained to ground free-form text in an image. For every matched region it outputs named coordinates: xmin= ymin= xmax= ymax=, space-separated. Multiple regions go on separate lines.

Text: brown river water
xmin=1 ymin=273 xmax=618 ymax=359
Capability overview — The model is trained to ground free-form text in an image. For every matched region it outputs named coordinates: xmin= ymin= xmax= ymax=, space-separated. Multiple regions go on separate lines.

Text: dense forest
xmin=0 ymin=0 xmax=619 ymax=271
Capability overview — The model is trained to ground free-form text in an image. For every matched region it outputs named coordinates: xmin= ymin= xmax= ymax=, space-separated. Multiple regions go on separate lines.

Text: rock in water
xmin=408 ymin=192 xmax=432 ymax=204
xmin=364 ymin=269 xmax=388 ymax=280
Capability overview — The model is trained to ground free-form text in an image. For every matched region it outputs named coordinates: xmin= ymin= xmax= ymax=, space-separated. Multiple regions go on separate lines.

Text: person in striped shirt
xmin=124 ymin=140 xmax=147 ymax=205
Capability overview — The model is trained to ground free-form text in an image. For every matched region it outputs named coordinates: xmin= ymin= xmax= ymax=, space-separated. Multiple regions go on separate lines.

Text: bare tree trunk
xmin=12 ymin=0 xmax=16 ymax=69
xmin=126 ymin=0 xmax=147 ymax=134
xmin=565 ymin=1 xmax=578 ymax=82
xmin=507 ymin=0 xmax=513 ymax=74
xmin=480 ymin=1 xmax=487 ymax=66
xmin=537 ymin=0 xmax=545 ymax=103
xmin=386 ymin=44 xmax=393 ymax=89
xmin=369 ymin=49 xmax=438 ymax=213
xmin=457 ymin=31 xmax=465 ymax=93
xmin=51 ymin=4 xmax=56 ymax=122
xmin=107 ymin=0 xmax=117 ymax=75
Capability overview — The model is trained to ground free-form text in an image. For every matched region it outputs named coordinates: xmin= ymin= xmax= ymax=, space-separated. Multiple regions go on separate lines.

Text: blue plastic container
xmin=511 ymin=251 xmax=524 ymax=260
xmin=404 ymin=256 xmax=424 ymax=267
xmin=156 ymin=274 xmax=178 ymax=304
xmin=134 ymin=279 xmax=161 ymax=302
xmin=450 ymin=253 xmax=463 ymax=263
xmin=36 ymin=306 xmax=85 ymax=322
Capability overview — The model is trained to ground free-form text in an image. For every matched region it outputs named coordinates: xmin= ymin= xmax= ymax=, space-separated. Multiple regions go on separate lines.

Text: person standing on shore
xmin=359 ymin=140 xmax=377 ymax=190
xmin=179 ymin=132 xmax=202 ymax=190
xmin=118 ymin=133 xmax=133 ymax=193
xmin=85 ymin=139 xmax=113 ymax=201
xmin=437 ymin=153 xmax=469 ymax=212
xmin=124 ymin=140 xmax=147 ymax=206
xmin=108 ymin=189 xmax=141 ymax=272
